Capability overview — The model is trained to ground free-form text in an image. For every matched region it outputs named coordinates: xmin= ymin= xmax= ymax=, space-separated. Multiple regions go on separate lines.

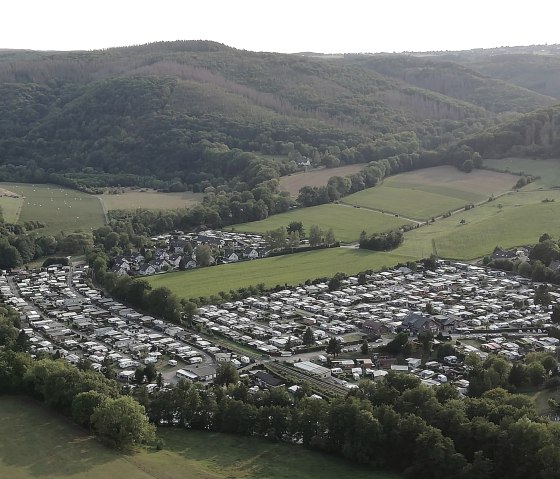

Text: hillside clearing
xmin=231 ymin=203 xmax=413 ymax=243
xmin=279 ymin=164 xmax=368 ymax=196
xmin=98 ymin=189 xmax=202 ymax=211
xmin=0 ymin=396 xmax=399 ymax=479
xmin=0 ymin=183 xmax=106 ymax=235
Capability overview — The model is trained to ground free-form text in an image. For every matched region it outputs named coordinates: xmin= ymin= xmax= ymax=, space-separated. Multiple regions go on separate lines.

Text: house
xmin=110 ymin=264 xmax=129 ymax=276
xmin=491 ymin=247 xmax=517 ymax=261
xmin=138 ymin=264 xmax=157 ymax=276
xmin=362 ymin=319 xmax=390 ymax=337
xmin=253 ymin=370 xmax=284 ymax=389
xmin=169 ymin=239 xmax=191 ymax=253
xmin=167 ymin=254 xmax=183 ymax=269
xmin=243 ymin=247 xmax=260 ymax=260
xmin=182 ymin=255 xmax=197 ymax=269
xmin=400 ymin=312 xmax=438 ymax=335
xmin=184 ymin=365 xmax=216 ymax=382
xmin=223 ymin=250 xmax=240 ymax=262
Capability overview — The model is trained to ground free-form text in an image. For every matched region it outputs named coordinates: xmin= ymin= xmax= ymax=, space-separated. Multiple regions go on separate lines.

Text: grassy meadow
xmin=0 ymin=193 xmax=24 ymax=223
xmin=148 ymin=248 xmax=410 ymax=299
xmin=279 ymin=164 xmax=368 ymax=196
xmin=0 ymin=396 xmax=399 ymax=479
xmin=0 ymin=183 xmax=106 ymax=235
xmin=484 ymin=157 xmax=560 ymax=188
xmin=343 ymin=166 xmax=517 ymax=220
xmin=232 ymin=203 xmax=413 ymax=243
xmin=98 ymin=189 xmax=202 ymax=211
xmin=395 ymin=189 xmax=560 ymax=260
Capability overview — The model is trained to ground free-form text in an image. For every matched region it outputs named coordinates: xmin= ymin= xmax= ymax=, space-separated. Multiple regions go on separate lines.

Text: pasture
xmin=0 ymin=187 xmax=24 ymax=223
xmin=393 ymin=189 xmax=560 ymax=260
xmin=98 ymin=189 xmax=202 ymax=211
xmin=0 ymin=396 xmax=399 ymax=479
xmin=343 ymin=166 xmax=517 ymax=220
xmin=231 ymin=203 xmax=413 ymax=243
xmin=147 ymin=248 xmax=410 ymax=299
xmin=484 ymin=157 xmax=560 ymax=188
xmin=0 ymin=183 xmax=106 ymax=235
xmin=279 ymin=164 xmax=368 ymax=196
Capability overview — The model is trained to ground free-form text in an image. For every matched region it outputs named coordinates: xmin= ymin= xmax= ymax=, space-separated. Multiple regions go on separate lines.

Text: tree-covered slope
xmin=338 ymin=55 xmax=558 ymax=114
xmin=0 ymin=41 xmax=553 ymax=191
xmin=462 ymin=104 xmax=560 ymax=158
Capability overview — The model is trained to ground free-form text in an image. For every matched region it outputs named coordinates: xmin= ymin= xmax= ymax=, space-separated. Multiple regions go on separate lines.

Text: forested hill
xmin=338 ymin=55 xmax=558 ymax=114
xmin=461 ymin=104 xmax=560 ymax=158
xmin=0 ymin=41 xmax=554 ymax=192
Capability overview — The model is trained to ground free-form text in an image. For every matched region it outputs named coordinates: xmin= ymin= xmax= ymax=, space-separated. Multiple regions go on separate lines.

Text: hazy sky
xmin=2 ymin=1 xmax=559 ymax=53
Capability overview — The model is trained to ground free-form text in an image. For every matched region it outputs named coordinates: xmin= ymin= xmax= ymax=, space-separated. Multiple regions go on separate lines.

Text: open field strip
xmin=0 ymin=194 xmax=24 ymax=223
xmin=484 ymin=157 xmax=560 ymax=188
xmin=0 ymin=396 xmax=399 ymax=479
xmin=0 ymin=183 xmax=106 ymax=235
xmin=231 ymin=203 xmax=413 ymax=243
xmin=98 ymin=189 xmax=202 ymax=211
xmin=342 ymin=166 xmax=517 ymax=220
xmin=147 ymin=248 xmax=411 ymax=299
xmin=279 ymin=163 xmax=368 ymax=196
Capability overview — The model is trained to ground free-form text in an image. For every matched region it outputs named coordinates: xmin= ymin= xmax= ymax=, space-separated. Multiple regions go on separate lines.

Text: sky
xmin=2 ymin=0 xmax=559 ymax=54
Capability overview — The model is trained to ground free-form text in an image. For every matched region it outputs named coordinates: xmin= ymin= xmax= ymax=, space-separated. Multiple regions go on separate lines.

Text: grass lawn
xmin=0 ymin=396 xmax=399 ymax=479
xmin=147 ymin=248 xmax=411 ymax=299
xmin=99 ymin=190 xmax=202 ymax=211
xmin=231 ymin=203 xmax=413 ymax=243
xmin=0 ymin=183 xmax=106 ymax=235
xmin=342 ymin=166 xmax=517 ymax=220
xmin=484 ymin=157 xmax=560 ymax=188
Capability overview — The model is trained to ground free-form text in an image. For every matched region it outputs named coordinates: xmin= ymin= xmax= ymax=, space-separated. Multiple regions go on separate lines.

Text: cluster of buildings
xmin=2 ymin=254 xmax=560 ymax=397
xmin=110 ymin=229 xmax=269 ymax=277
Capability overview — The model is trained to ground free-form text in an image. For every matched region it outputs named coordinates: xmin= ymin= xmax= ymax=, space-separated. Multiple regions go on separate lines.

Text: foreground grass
xmin=0 ymin=396 xmax=154 ymax=479
xmin=148 ymin=248 xmax=410 ymax=299
xmin=0 ymin=396 xmax=399 ymax=479
xmin=0 ymin=182 xmax=106 ymax=234
xmin=232 ymin=203 xmax=412 ymax=243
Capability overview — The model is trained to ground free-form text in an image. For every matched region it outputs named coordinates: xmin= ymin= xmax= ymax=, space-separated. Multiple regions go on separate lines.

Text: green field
xmin=148 ymin=248 xmax=410 ymax=299
xmin=484 ymin=157 xmax=560 ymax=188
xmin=395 ymin=189 xmax=560 ymax=260
xmin=0 ymin=396 xmax=399 ymax=479
xmin=343 ymin=166 xmax=517 ymax=220
xmin=0 ymin=194 xmax=24 ymax=223
xmin=0 ymin=183 xmax=106 ymax=234
xmin=99 ymin=189 xmax=202 ymax=211
xmin=232 ymin=203 xmax=413 ymax=242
